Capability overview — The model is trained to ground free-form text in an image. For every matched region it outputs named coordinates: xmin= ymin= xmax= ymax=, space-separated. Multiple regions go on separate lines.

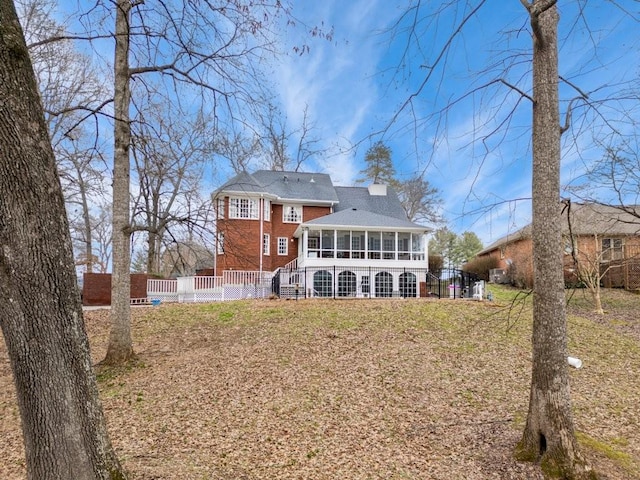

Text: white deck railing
xmin=147 ymin=270 xmax=275 ymax=304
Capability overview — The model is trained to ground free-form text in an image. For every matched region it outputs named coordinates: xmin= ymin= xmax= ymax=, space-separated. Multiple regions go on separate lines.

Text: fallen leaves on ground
xmin=1 ymin=288 xmax=639 ymax=479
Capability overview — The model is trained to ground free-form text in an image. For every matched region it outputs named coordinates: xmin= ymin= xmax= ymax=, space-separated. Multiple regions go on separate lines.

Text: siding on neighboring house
xmin=475 ymin=203 xmax=640 ymax=289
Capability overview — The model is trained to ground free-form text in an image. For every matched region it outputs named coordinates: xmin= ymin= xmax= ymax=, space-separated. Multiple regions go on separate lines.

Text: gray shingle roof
xmin=215 ymin=170 xmax=338 ymax=203
xmin=477 ymin=202 xmax=640 ymax=255
xmin=215 ymin=170 xmax=431 ymax=232
xmin=214 ymin=171 xmax=265 ymax=196
xmin=304 ymin=208 xmax=426 ymax=231
xmin=334 ymin=186 xmax=407 ymax=220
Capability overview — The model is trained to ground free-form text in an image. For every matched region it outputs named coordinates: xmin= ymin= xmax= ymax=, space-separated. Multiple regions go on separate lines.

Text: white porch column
xmin=423 ymin=231 xmax=429 ymax=268
xmin=302 ymin=227 xmax=309 ymax=260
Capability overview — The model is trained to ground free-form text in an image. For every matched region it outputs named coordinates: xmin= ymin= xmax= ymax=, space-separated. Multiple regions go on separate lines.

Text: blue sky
xmin=52 ymin=0 xmax=640 ymax=248
xmin=267 ymin=1 xmax=640 ymax=246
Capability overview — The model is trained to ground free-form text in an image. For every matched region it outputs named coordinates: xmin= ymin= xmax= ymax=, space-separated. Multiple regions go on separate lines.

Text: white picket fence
xmin=147 ymin=271 xmax=274 ymax=304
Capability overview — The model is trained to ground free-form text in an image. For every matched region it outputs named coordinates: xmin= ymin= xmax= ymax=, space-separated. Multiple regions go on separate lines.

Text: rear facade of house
xmin=213 ymin=170 xmax=433 ymax=298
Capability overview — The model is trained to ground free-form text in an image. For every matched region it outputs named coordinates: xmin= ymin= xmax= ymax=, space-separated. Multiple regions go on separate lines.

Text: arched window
xmin=375 ymin=271 xmax=393 ymax=297
xmin=337 ymin=271 xmax=357 ymax=297
xmin=313 ymin=270 xmax=333 ymax=297
xmin=399 ymin=272 xmax=417 ymax=298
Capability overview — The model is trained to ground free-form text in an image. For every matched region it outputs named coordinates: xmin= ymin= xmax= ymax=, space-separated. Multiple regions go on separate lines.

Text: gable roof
xmin=477 ymin=202 xmax=640 ymax=255
xmin=215 ymin=170 xmax=338 ymax=204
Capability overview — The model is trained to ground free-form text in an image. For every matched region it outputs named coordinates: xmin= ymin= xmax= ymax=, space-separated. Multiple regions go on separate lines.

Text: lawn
xmin=1 ymin=286 xmax=639 ymax=479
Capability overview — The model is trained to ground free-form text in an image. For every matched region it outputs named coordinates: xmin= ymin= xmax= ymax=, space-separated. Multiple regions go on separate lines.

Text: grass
xmin=106 ymin=287 xmax=640 ymax=479
xmin=1 ymin=285 xmax=639 ymax=480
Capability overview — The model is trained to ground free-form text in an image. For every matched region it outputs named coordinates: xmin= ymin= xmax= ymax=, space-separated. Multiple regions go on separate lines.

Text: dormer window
xmin=283 ymin=205 xmax=302 ymax=223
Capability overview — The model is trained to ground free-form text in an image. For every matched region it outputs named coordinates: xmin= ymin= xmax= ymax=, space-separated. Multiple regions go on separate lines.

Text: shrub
xmin=428 ymin=255 xmax=444 ymax=273
xmin=463 ymin=256 xmax=500 ymax=281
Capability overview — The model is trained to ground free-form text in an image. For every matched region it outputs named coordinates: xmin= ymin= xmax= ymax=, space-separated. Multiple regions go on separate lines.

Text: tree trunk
xmin=516 ymin=2 xmax=595 ymax=478
xmin=77 ymin=163 xmax=95 ymax=273
xmin=589 ymin=283 xmax=604 ymax=315
xmin=0 ymin=1 xmax=126 ymax=478
xmin=146 ymin=230 xmax=161 ymax=275
xmin=104 ymin=0 xmax=134 ymax=365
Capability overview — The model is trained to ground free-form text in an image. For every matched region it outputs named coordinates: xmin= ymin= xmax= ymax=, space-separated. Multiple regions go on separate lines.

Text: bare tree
xmin=0 ymin=0 xmax=125 ymax=476
xmin=397 ymin=175 xmax=443 ymax=225
xmin=106 ymin=0 xmax=134 ymax=365
xmin=383 ymin=0 xmax=640 ymax=475
xmin=216 ymin=128 xmax=262 ymax=174
xmin=572 ymin=145 xmax=640 ymax=219
xmin=514 ymin=3 xmax=593 ymax=476
xmin=102 ymin=0 xmax=327 ymax=364
xmin=92 ymin=203 xmax=113 ymax=274
xmin=258 ymin=103 xmax=324 ymax=172
xmin=17 ymin=0 xmax=109 ymax=273
xmin=130 ymin=98 xmax=214 ymax=275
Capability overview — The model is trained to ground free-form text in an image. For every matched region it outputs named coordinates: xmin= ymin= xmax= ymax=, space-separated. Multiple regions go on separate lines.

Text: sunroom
xmin=283 ymin=209 xmax=431 ymax=298
xmin=294 ymin=208 xmax=430 ymax=268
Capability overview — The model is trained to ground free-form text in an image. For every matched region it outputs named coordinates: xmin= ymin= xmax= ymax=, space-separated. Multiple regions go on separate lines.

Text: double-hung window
xmin=217 ymin=198 xmax=225 ymax=219
xmin=277 ymin=237 xmax=288 ymax=255
xmin=216 ymin=232 xmax=225 ymax=254
xmin=229 ymin=197 xmax=258 ymax=219
xmin=283 ymin=205 xmax=302 ymax=223
xmin=263 ymin=234 xmax=270 ymax=255
xmin=602 ymin=238 xmax=623 ymax=261
xmin=263 ymin=199 xmax=271 ymax=221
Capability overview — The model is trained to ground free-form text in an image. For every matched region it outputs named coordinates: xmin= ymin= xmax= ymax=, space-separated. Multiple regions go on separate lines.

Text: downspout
xmin=259 ymin=195 xmax=264 ymax=276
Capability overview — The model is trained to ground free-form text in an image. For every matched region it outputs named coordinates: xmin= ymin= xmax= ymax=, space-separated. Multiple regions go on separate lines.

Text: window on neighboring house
xmin=263 ymin=234 xmax=270 ymax=255
xmin=229 ymin=197 xmax=258 ymax=219
xmin=263 ymin=199 xmax=271 ymax=221
xmin=216 ymin=232 xmax=225 ymax=254
xmin=217 ymin=198 xmax=225 ymax=219
xmin=283 ymin=205 xmax=302 ymax=223
xmin=278 ymin=237 xmax=288 ymax=255
xmin=602 ymin=238 xmax=623 ymax=261
xmin=563 ymin=236 xmax=576 ymax=255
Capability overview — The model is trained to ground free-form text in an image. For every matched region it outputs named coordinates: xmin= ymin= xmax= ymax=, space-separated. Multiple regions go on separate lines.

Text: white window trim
xmin=217 ymin=198 xmax=225 ymax=219
xmin=263 ymin=234 xmax=270 ymax=255
xmin=282 ymin=204 xmax=302 ymax=223
xmin=263 ymin=199 xmax=271 ymax=221
xmin=229 ymin=197 xmax=258 ymax=219
xmin=217 ymin=232 xmax=225 ymax=254
xmin=277 ymin=237 xmax=289 ymax=256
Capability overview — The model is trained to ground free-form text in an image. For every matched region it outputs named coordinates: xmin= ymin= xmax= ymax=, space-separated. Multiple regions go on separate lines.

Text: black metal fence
xmin=273 ymin=266 xmax=479 ymax=300
xmin=425 ymin=268 xmax=481 ymax=299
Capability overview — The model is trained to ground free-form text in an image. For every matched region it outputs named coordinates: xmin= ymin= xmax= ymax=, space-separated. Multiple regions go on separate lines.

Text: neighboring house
xmin=213 ymin=170 xmax=432 ymax=298
xmin=159 ymin=241 xmax=216 ymax=278
xmin=475 ymin=202 xmax=640 ymax=289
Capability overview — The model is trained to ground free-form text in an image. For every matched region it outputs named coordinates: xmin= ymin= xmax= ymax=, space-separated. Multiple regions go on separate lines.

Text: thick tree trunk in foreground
xmin=104 ymin=0 xmax=134 ymax=365
xmin=0 ymin=1 xmax=126 ymax=478
xmin=516 ymin=2 xmax=595 ymax=478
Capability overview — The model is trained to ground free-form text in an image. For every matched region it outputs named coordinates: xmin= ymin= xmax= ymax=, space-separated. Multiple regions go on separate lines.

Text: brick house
xmin=475 ymin=202 xmax=640 ymax=289
xmin=213 ymin=170 xmax=432 ymax=297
